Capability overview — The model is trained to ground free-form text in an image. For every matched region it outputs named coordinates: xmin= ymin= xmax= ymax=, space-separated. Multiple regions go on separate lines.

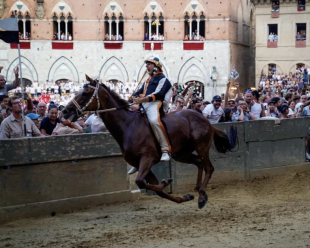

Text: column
xmin=65 ymin=20 xmax=68 ymax=40
xmin=23 ymin=19 xmax=26 ymax=39
xmin=116 ymin=20 xmax=119 ymax=40
xmin=57 ymin=20 xmax=60 ymax=40
xmin=189 ymin=19 xmax=192 ymax=40
xmin=108 ymin=20 xmax=112 ymax=40
xmin=148 ymin=20 xmax=152 ymax=40
xmin=197 ymin=19 xmax=200 ymax=40
xmin=156 ymin=19 xmax=159 ymax=40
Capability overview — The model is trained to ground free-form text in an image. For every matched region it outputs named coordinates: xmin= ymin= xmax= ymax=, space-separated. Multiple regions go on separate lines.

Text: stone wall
xmin=1 ymin=118 xmax=310 ymax=222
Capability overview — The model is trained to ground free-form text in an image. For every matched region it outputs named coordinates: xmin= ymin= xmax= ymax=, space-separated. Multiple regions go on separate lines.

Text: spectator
xmin=232 ymin=99 xmax=256 ymax=122
xmin=169 ymin=95 xmax=185 ymax=112
xmin=144 ymin=33 xmax=149 ymax=40
xmin=288 ymin=100 xmax=296 ymax=117
xmin=0 ymin=94 xmax=9 ymax=111
xmin=190 ymin=98 xmax=203 ymax=114
xmin=37 ymin=102 xmax=47 ymax=122
xmin=277 ymin=104 xmax=289 ymax=119
xmin=26 ymin=113 xmax=40 ymax=129
xmin=202 ymin=95 xmax=224 ymax=124
xmin=296 ymin=32 xmax=301 ymax=41
xmin=0 ymin=96 xmax=42 ymax=139
xmin=266 ymin=99 xmax=279 ymax=118
xmin=39 ymin=104 xmax=60 ymax=135
xmin=0 ymin=67 xmax=19 ymax=97
xmin=268 ymin=32 xmax=274 ymax=41
xmin=251 ymin=90 xmax=266 ymax=119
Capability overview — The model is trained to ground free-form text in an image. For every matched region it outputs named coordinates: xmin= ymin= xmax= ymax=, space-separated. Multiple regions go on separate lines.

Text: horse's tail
xmin=213 ymin=125 xmax=238 ymax=154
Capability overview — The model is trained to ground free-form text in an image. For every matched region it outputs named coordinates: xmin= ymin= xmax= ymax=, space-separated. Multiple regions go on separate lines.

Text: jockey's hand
xmin=139 ymin=94 xmax=144 ymax=98
xmin=133 ymin=97 xmax=149 ymax=104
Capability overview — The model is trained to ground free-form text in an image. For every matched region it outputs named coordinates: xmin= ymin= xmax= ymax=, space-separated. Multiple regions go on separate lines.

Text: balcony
xmin=267 ymin=41 xmax=277 ymax=48
xmin=271 ymin=11 xmax=279 ymax=18
xmin=103 ymin=41 xmax=123 ymax=49
xmin=52 ymin=41 xmax=74 ymax=50
xmin=183 ymin=41 xmax=204 ymax=50
xmin=296 ymin=40 xmax=306 ymax=48
xmin=143 ymin=41 xmax=163 ymax=50
xmin=10 ymin=41 xmax=31 ymax=49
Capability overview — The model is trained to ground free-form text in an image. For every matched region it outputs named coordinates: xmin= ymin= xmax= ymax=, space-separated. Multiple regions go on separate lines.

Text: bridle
xmin=70 ymin=81 xmax=134 ymax=118
xmin=71 ymin=81 xmax=100 ymax=117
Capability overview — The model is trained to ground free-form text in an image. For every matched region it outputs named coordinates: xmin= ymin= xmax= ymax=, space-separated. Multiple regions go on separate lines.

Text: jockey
xmin=128 ymin=57 xmax=172 ymax=174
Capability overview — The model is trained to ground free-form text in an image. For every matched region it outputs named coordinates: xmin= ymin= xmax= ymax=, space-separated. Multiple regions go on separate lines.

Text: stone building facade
xmin=0 ymin=0 xmax=254 ymax=100
xmin=252 ymin=0 xmax=310 ymax=86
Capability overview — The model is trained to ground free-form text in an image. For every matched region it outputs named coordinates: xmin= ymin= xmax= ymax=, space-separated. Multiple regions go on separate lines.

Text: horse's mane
xmin=100 ymin=83 xmax=130 ymax=110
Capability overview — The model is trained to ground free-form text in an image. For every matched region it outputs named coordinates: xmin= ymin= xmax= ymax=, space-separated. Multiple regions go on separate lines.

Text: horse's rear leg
xmin=174 ymin=153 xmax=203 ymax=192
xmin=135 ymin=158 xmax=173 ymax=193
xmin=145 ymin=171 xmax=194 ymax=204
xmin=196 ymin=149 xmax=214 ymax=209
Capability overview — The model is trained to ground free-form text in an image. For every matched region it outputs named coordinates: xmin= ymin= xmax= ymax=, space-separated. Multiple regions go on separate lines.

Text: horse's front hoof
xmin=183 ymin=193 xmax=195 ymax=201
xmin=198 ymin=194 xmax=208 ymax=209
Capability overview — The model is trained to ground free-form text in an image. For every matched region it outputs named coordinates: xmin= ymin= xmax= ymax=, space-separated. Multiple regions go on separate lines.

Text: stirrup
xmin=128 ymin=167 xmax=138 ymax=175
xmin=160 ymin=152 xmax=170 ymax=162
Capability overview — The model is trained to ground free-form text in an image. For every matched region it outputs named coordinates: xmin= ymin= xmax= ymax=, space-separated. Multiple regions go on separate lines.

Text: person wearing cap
xmin=202 ymin=95 xmax=224 ymax=124
xmin=130 ymin=57 xmax=172 ymax=174
xmin=26 ymin=113 xmax=40 ymax=129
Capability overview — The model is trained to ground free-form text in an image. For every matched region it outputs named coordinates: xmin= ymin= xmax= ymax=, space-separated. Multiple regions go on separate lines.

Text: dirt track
xmin=1 ymin=172 xmax=310 ymax=248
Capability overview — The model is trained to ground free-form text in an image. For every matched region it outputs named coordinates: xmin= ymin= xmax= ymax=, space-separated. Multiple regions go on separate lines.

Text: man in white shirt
xmin=202 ymin=95 xmax=224 ymax=124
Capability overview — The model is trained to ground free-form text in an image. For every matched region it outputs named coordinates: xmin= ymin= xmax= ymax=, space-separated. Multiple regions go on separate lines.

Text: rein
xmin=70 ymin=81 xmax=134 ymax=117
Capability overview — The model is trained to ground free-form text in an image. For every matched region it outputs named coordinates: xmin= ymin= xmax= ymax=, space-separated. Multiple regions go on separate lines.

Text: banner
xmin=229 ymin=67 xmax=239 ymax=80
xmin=0 ymin=18 xmax=19 ymax=44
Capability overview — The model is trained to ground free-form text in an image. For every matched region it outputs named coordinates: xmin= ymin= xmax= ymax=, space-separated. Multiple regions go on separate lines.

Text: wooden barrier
xmin=1 ymin=118 xmax=310 ymax=222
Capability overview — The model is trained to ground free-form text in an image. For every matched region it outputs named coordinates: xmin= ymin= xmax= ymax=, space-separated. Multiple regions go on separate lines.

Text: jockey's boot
xmin=160 ymin=152 xmax=170 ymax=162
xmin=128 ymin=167 xmax=138 ymax=175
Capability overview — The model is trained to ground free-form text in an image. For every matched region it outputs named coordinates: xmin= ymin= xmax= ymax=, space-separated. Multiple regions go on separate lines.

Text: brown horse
xmin=62 ymin=75 xmax=237 ymax=209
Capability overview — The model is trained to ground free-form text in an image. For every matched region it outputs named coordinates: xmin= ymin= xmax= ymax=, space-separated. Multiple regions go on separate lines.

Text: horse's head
xmin=62 ymin=74 xmax=102 ymax=122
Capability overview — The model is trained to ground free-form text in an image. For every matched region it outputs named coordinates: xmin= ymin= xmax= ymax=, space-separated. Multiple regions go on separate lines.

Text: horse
xmin=62 ymin=75 xmax=237 ymax=209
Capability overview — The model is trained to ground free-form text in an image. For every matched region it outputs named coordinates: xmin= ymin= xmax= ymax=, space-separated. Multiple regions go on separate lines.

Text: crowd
xmin=0 ymin=64 xmax=310 ymax=140
xmin=18 ymin=32 xmax=31 ymax=40
xmin=144 ymin=33 xmax=165 ymax=41
xmin=53 ymin=31 xmax=73 ymax=40
xmin=104 ymin=33 xmax=123 ymax=41
xmin=184 ymin=30 xmax=205 ymax=41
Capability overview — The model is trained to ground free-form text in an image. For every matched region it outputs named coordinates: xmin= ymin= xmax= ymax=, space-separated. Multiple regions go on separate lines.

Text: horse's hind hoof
xmin=183 ymin=194 xmax=195 ymax=201
xmin=198 ymin=194 xmax=208 ymax=209
xmin=162 ymin=178 xmax=173 ymax=184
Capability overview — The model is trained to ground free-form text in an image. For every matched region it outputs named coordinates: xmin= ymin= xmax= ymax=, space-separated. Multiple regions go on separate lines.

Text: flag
xmin=229 ymin=67 xmax=239 ymax=80
xmin=0 ymin=18 xmax=19 ymax=44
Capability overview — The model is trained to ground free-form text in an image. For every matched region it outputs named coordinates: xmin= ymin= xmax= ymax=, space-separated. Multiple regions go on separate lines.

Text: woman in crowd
xmin=251 ymin=90 xmax=266 ymax=119
xmin=40 ymin=104 xmax=60 ymax=135
xmin=287 ymin=100 xmax=296 ymax=117
xmin=277 ymin=104 xmax=289 ymax=119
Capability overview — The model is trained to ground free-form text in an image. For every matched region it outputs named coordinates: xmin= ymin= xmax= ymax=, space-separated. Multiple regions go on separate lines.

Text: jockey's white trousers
xmin=142 ymin=101 xmax=171 ymax=153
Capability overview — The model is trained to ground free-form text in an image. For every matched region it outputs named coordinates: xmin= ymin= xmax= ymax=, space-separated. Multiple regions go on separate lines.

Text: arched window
xmin=16 ymin=12 xmax=31 ymax=40
xmin=104 ymin=13 xmax=124 ymax=40
xmin=144 ymin=15 xmax=150 ymax=40
xmin=158 ymin=13 xmax=164 ymax=39
xmin=184 ymin=13 xmax=205 ymax=40
xmin=53 ymin=13 xmax=74 ymax=40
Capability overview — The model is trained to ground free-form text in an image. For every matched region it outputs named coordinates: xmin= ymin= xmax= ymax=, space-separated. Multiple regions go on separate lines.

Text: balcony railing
xmin=10 ymin=41 xmax=31 ymax=49
xmin=296 ymin=40 xmax=306 ymax=47
xmin=52 ymin=41 xmax=74 ymax=49
xmin=103 ymin=41 xmax=123 ymax=49
xmin=267 ymin=41 xmax=277 ymax=48
xmin=143 ymin=41 xmax=163 ymax=50
xmin=183 ymin=41 xmax=204 ymax=50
